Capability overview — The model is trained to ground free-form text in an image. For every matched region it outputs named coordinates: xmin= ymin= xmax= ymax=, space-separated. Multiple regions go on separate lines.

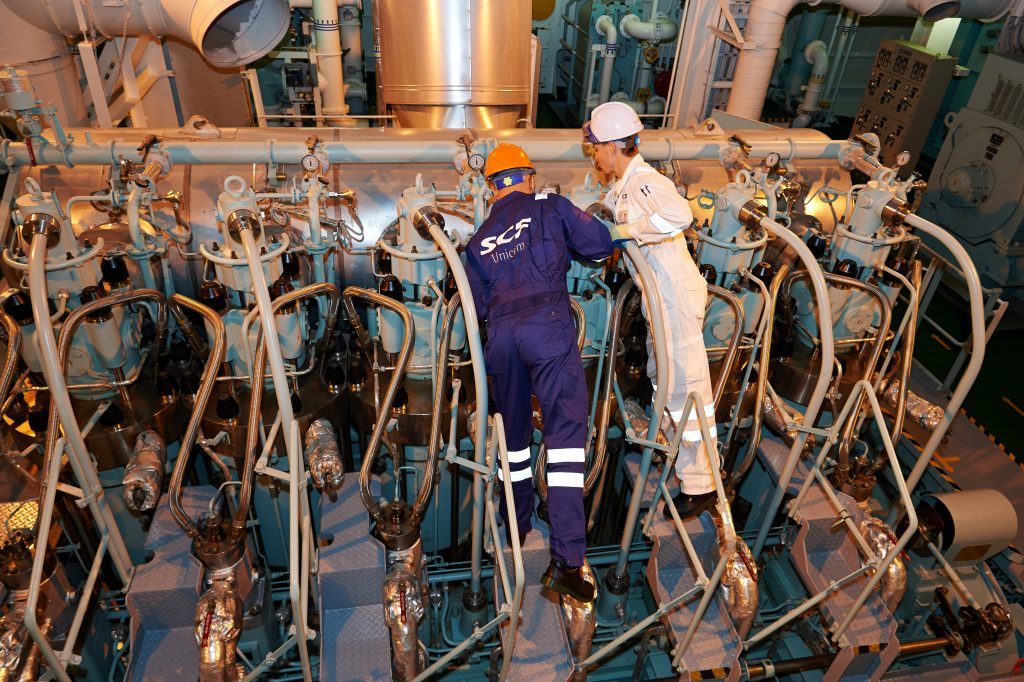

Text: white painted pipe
xmin=610 ymin=92 xmax=667 ymax=116
xmin=725 ymin=0 xmax=1014 ymax=121
xmin=339 ymin=2 xmax=365 ymax=103
xmin=312 ymin=0 xmax=349 ymax=122
xmin=792 ymin=40 xmax=829 ymax=128
xmin=595 ymin=15 xmax=618 ymax=105
xmin=6 ymin=0 xmax=291 ymax=68
xmin=619 ymin=13 xmax=679 ymax=43
xmin=28 ymin=227 xmax=133 ymax=582
xmin=3 ymin=127 xmax=844 ymax=168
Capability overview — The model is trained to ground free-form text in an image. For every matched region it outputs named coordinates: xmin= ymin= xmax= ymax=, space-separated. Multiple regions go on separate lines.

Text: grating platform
xmin=125 ymin=487 xmax=215 ymax=681
xmin=318 ymin=476 xmax=390 ymax=680
xmin=760 ymin=436 xmax=899 ymax=681
xmin=494 ymin=507 xmax=575 ymax=680
xmin=626 ymin=453 xmax=743 ymax=680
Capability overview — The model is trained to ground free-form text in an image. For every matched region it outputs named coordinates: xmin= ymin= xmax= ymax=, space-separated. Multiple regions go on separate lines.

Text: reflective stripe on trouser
xmin=486 ymin=304 xmax=588 ymax=566
xmin=673 ymin=402 xmax=717 ymax=495
xmin=624 ymin=236 xmax=716 ymax=497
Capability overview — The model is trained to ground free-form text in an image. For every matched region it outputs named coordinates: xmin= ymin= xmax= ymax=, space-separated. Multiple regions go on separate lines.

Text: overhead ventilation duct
xmin=725 ymin=0 xmax=1014 ymax=121
xmin=373 ymin=0 xmax=531 ymax=128
xmin=8 ymin=0 xmax=290 ymax=69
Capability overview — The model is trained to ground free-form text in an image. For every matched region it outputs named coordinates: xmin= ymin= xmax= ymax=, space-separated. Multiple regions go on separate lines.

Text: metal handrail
xmin=240 ymin=282 xmax=341 ymax=535
xmin=412 ymin=413 xmax=524 ymax=682
xmin=578 ymin=390 xmax=734 ymax=672
xmin=608 ymin=242 xmax=671 ymax=580
xmin=744 ymin=379 xmax=918 ymax=647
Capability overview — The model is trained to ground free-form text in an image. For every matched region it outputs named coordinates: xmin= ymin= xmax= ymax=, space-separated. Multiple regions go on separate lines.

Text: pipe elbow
xmin=595 ymin=14 xmax=617 ymax=45
xmin=619 ymin=14 xmax=678 ymax=42
xmin=803 ymin=39 xmax=829 ymax=76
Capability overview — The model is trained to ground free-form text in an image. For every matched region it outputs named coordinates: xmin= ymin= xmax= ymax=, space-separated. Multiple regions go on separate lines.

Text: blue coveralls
xmin=465 ymin=190 xmax=614 ymax=567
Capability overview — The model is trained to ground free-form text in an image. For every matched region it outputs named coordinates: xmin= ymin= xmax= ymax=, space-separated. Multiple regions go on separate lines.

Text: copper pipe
xmin=885 ymin=259 xmax=922 ymax=453
xmin=343 ymin=286 xmax=415 ymax=522
xmin=707 ymin=284 xmax=745 ymax=406
xmin=167 ymin=294 xmax=226 ymax=537
xmin=0 ymin=309 xmax=21 ymax=408
xmin=731 ymin=262 xmax=789 ymax=485
xmin=237 ymin=282 xmax=340 ymax=535
xmin=419 ymin=292 xmax=462 ymax=519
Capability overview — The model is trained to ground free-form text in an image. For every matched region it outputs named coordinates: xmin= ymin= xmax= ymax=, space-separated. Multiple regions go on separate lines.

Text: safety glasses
xmin=582 ymin=121 xmax=600 ymax=145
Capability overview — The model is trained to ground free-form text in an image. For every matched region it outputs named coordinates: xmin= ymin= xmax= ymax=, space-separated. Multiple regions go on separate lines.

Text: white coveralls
xmin=604 ymin=153 xmax=717 ymax=495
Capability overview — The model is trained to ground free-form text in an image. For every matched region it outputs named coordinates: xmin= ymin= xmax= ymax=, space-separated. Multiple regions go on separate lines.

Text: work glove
xmin=608 ymin=223 xmax=631 ymax=246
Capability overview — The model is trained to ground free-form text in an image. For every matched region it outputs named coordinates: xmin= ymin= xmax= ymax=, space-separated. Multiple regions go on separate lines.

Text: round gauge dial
xmin=896 ymin=151 xmax=911 ymax=167
xmin=765 ymin=151 xmax=781 ymax=167
xmin=301 ymin=154 xmax=321 ymax=172
xmin=468 ymin=153 xmax=486 ymax=172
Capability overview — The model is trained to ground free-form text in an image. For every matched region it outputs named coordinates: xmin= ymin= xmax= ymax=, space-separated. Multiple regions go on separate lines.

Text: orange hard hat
xmin=484 ymin=143 xmax=534 ymax=181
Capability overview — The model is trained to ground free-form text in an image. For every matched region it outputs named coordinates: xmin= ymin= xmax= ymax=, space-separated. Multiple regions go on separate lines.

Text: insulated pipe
xmin=312 ymin=0 xmax=349 ymax=123
xmin=2 ymin=128 xmax=842 ymax=168
xmin=610 ymin=92 xmax=667 ymax=116
xmin=725 ymin=0 xmax=1013 ymax=121
xmin=748 ymin=209 xmax=834 ymax=558
xmin=167 ymin=294 xmax=226 ymax=537
xmin=893 ymin=213 xmax=986 ymax=517
xmin=595 ymin=15 xmax=618 ymax=105
xmin=792 ymin=40 xmax=829 ymax=128
xmin=414 ymin=208 xmax=489 ymax=597
xmin=344 ymin=287 xmax=415 ymax=521
xmin=30 ymin=224 xmax=138 ymax=582
xmin=7 ymin=0 xmax=291 ymax=69
xmin=619 ymin=14 xmax=679 ymax=42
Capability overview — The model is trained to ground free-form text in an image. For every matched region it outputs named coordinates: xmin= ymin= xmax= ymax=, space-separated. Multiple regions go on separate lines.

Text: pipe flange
xmin=21 ymin=212 xmax=61 ymax=249
xmin=192 ymin=517 xmax=247 ymax=571
xmin=374 ymin=500 xmax=421 ymax=552
xmin=226 ymin=209 xmax=261 ymax=240
xmin=412 ymin=206 xmax=445 ymax=242
xmin=462 ymin=587 xmax=487 ymax=613
xmin=880 ymin=198 xmax=910 ymax=227
xmin=737 ymin=200 xmax=769 ymax=229
xmin=604 ymin=570 xmax=630 ymax=596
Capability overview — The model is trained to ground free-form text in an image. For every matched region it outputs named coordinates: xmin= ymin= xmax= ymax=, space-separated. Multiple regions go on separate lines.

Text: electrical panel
xmin=851 ymin=39 xmax=956 ymax=172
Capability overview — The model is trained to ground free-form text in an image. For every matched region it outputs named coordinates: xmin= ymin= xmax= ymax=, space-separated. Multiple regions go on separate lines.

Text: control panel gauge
xmin=468 ymin=153 xmax=486 ymax=172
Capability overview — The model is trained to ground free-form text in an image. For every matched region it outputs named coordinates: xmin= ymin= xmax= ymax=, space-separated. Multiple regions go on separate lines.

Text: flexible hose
xmin=0 ymin=309 xmax=21 ymax=410
xmin=238 ymin=283 xmax=340 ymax=536
xmin=343 ymin=286 xmax=415 ymax=522
xmin=167 ymin=294 xmax=226 ymax=537
xmin=419 ymin=292 xmax=462 ymax=519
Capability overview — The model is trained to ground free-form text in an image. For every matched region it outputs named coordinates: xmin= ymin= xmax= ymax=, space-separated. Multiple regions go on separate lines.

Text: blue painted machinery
xmin=0 ymin=70 xmax=1020 ymax=682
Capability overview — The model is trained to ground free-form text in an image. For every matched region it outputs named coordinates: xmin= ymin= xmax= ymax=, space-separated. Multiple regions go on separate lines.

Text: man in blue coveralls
xmin=465 ymin=143 xmax=614 ymax=602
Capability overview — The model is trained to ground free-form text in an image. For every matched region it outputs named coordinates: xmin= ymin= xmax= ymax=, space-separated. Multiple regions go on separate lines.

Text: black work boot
xmin=663 ymin=491 xmax=717 ymax=521
xmin=541 ymin=558 xmax=595 ymax=602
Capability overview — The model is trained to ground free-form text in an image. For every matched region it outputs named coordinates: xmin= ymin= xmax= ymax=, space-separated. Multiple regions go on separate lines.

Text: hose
xmin=420 ymin=293 xmax=462 ymax=519
xmin=343 ymin=286 xmax=415 ymax=522
xmin=0 ymin=309 xmax=21 ymax=409
xmin=167 ymin=294 xmax=226 ymax=537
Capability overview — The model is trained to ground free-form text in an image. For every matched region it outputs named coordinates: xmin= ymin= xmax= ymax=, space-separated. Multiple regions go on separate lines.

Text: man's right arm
xmin=463 ymin=247 xmax=490 ymax=322
xmin=556 ymin=195 xmax=615 ymax=261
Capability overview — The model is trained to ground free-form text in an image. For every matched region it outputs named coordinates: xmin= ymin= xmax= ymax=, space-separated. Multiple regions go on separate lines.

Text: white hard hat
xmin=584 ymin=101 xmax=644 ymax=144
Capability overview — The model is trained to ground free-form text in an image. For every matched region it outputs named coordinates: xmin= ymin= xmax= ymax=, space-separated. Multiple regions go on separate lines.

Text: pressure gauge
xmin=468 ymin=153 xmax=486 ymax=172
xmin=895 ymin=151 xmax=911 ymax=167
xmin=301 ymin=154 xmax=321 ymax=173
xmin=765 ymin=151 xmax=781 ymax=167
